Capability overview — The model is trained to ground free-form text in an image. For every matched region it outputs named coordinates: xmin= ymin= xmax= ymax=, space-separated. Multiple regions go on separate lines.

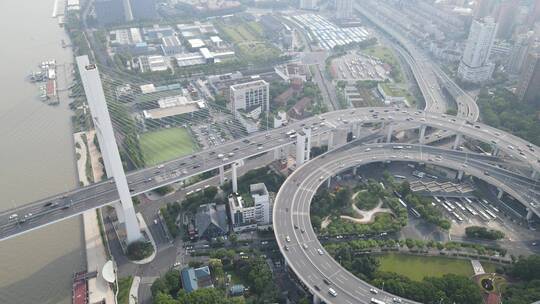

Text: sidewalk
xmin=73 ymin=131 xmax=115 ymax=304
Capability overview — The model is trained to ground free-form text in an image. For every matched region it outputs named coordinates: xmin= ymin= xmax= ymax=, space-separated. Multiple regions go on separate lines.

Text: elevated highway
xmin=1 ymin=107 xmax=539 ymax=241
xmin=355 ymin=2 xmax=479 ymax=122
xmin=274 ymin=143 xmax=539 ymax=304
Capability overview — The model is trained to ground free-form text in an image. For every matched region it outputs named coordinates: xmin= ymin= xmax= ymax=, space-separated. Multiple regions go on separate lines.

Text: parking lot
xmin=331 ymin=51 xmax=391 ymax=82
xmin=191 ymin=122 xmax=230 ymax=150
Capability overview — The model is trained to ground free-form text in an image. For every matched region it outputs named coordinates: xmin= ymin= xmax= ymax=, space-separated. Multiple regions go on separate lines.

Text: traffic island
xmin=109 ymin=211 xmax=157 ymax=264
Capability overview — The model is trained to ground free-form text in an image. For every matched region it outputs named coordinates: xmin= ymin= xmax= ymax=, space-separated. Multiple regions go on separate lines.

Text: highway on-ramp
xmin=274 ymin=143 xmax=539 ymax=304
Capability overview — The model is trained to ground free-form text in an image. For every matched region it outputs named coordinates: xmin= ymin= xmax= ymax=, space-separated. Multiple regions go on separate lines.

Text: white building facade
xmin=457 ymin=17 xmax=498 ymax=83
xmin=228 ymin=183 xmax=272 ymax=232
xmin=229 ymin=80 xmax=269 ymax=115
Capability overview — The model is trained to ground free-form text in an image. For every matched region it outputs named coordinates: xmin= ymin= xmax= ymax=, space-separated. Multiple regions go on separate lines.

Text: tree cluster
xmin=465 ymin=226 xmax=505 ymax=240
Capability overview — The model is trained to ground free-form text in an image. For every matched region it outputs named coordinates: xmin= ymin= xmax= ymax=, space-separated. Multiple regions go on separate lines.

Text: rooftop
xmin=230 ymin=79 xmax=268 ymax=91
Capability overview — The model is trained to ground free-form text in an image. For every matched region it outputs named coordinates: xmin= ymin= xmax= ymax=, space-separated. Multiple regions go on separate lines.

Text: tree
xmin=511 ymin=255 xmax=540 ymax=281
xmin=155 ymin=185 xmax=174 ymax=195
xmin=126 ymin=240 xmax=153 ymax=261
xmin=465 ymin=226 xmax=505 ymax=240
xmin=351 ymin=255 xmax=379 ymax=280
xmin=151 ymin=270 xmax=181 ymax=301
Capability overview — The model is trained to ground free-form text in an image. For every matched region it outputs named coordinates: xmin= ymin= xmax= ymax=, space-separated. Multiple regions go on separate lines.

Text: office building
xmin=95 ymin=0 xmax=127 ymax=25
xmin=229 ymin=79 xmax=269 ymax=114
xmin=300 ymin=0 xmax=316 ymax=10
xmin=516 ymin=48 xmax=540 ymax=107
xmin=335 ymin=0 xmax=352 ymax=19
xmin=457 ymin=17 xmax=498 ymax=83
xmin=130 ymin=0 xmax=156 ymax=20
xmin=228 ymin=183 xmax=273 ymax=232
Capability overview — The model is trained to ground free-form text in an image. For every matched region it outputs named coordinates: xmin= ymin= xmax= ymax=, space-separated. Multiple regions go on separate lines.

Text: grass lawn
xmin=378 ymin=253 xmax=474 ymax=281
xmin=364 ymin=45 xmax=399 ymax=66
xmin=140 ymin=128 xmax=197 ymax=166
xmin=117 ymin=276 xmax=133 ymax=304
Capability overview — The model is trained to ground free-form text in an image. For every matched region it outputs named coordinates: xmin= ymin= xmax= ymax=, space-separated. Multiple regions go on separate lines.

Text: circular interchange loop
xmin=273 ymin=143 xmax=537 ymax=304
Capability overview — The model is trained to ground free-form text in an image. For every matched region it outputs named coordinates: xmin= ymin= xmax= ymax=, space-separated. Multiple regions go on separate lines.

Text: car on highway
xmin=303 ymin=243 xmax=308 ymax=249
xmin=9 ymin=214 xmax=18 ymax=221
xmin=317 ymin=248 xmax=324 ymax=255
xmin=328 ymin=288 xmax=337 ymax=297
xmin=323 ymin=278 xmax=331 ymax=285
xmin=285 ymin=236 xmax=290 ymax=242
xmin=370 ymin=288 xmax=379 ymax=294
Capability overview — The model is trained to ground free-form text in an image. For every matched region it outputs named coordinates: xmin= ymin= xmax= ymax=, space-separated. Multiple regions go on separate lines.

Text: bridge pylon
xmin=76 ymin=56 xmax=142 ymax=244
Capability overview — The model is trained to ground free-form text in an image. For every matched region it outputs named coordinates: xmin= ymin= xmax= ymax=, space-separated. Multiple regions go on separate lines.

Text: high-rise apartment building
xmin=335 ymin=0 xmax=352 ymax=19
xmin=507 ymin=32 xmax=534 ymax=74
xmin=528 ymin=0 xmax=540 ymax=28
xmin=95 ymin=0 xmax=155 ymax=25
xmin=458 ymin=17 xmax=498 ymax=83
xmin=95 ymin=0 xmax=128 ymax=25
xmin=229 ymin=79 xmax=269 ymax=114
xmin=516 ymin=48 xmax=540 ymax=107
xmin=130 ymin=0 xmax=156 ymax=20
xmin=300 ymin=0 xmax=317 ymax=10
xmin=494 ymin=0 xmax=518 ymax=40
xmin=474 ymin=0 xmax=496 ymax=19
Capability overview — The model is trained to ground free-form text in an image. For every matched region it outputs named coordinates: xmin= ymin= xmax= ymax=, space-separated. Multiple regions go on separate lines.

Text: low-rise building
xmin=377 ymin=83 xmax=407 ymax=105
xmin=143 ymin=95 xmax=207 ymax=121
xmin=188 ymin=38 xmax=206 ymax=50
xmin=161 ymin=36 xmax=183 ymax=55
xmin=138 ymin=55 xmax=169 ymax=72
xmin=180 ymin=266 xmax=214 ymax=293
xmin=196 ymin=203 xmax=228 ymax=239
xmin=229 ymin=284 xmax=245 ymax=296
xmin=228 ymin=183 xmax=273 ymax=232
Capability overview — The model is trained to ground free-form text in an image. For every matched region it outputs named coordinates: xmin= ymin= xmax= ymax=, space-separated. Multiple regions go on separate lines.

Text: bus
xmin=370 ymin=298 xmax=386 ymax=304
xmin=410 ymin=208 xmax=421 ymax=218
xmin=398 ymin=198 xmax=408 ymax=208
xmin=394 ymin=175 xmax=406 ymax=179
xmin=455 ymin=201 xmax=466 ymax=211
xmin=479 ymin=210 xmax=491 ymax=221
xmin=452 ymin=212 xmax=464 ymax=222
xmin=485 ymin=209 xmax=497 ymax=219
xmin=465 ymin=206 xmax=478 ymax=216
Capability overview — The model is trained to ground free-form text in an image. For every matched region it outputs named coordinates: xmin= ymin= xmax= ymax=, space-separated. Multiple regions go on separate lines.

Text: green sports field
xmin=378 ymin=253 xmax=476 ymax=281
xmin=140 ymin=128 xmax=197 ymax=166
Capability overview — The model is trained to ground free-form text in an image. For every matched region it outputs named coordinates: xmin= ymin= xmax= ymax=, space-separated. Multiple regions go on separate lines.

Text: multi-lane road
xmin=1 ymin=107 xmax=539 ymax=241
xmin=355 ymin=2 xmax=480 ymax=122
xmin=274 ymin=143 xmax=539 ymax=304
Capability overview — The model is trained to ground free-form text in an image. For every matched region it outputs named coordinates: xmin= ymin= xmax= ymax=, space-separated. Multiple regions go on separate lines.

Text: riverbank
xmin=74 ymin=131 xmax=115 ymax=304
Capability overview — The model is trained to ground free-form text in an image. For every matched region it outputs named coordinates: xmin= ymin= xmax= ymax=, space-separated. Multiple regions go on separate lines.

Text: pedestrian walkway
xmin=74 ymin=130 xmax=115 ymax=304
xmin=129 ymin=276 xmax=140 ymax=304
xmin=471 ymin=259 xmax=485 ymax=275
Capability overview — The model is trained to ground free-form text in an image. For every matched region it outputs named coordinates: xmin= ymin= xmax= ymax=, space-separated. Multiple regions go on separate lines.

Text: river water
xmin=0 ymin=0 xmax=84 ymax=303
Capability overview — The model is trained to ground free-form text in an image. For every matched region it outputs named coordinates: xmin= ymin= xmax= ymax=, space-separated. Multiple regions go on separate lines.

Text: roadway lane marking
xmin=328 ymin=269 xmax=341 ymax=278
